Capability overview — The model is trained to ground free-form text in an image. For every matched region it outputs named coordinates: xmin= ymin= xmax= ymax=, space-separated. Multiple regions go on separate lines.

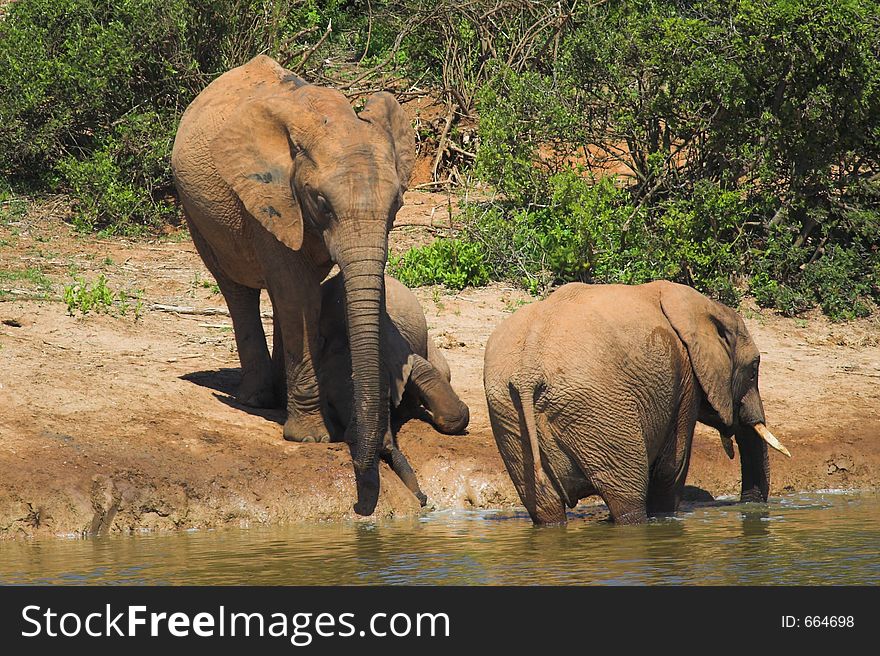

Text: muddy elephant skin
xmin=172 ymin=55 xmax=415 ymax=514
xmin=484 ymin=281 xmax=790 ymax=525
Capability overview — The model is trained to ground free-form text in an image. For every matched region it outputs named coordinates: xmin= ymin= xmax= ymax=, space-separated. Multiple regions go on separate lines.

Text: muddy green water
xmin=1 ymin=492 xmax=878 ymax=585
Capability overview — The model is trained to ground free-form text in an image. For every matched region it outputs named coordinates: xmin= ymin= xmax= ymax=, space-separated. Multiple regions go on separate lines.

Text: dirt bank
xmin=1 ymin=192 xmax=879 ymax=538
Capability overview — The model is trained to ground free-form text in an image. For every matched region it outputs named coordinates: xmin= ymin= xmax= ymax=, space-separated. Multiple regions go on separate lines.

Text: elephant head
xmin=210 ymin=81 xmax=415 ymax=514
xmin=659 ymin=282 xmax=791 ymax=503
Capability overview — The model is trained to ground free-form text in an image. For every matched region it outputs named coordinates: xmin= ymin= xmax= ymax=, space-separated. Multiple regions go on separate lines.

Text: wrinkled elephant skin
xmin=484 ymin=281 xmax=788 ymax=525
xmin=171 ymin=55 xmax=415 ymax=514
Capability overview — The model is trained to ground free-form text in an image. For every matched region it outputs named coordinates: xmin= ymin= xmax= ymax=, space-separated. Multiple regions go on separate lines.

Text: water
xmin=1 ymin=491 xmax=878 ymax=585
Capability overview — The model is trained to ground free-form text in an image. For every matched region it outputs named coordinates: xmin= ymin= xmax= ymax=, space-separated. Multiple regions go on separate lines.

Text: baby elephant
xmin=484 ymin=281 xmax=790 ymax=525
xmin=318 ymin=274 xmax=470 ymax=504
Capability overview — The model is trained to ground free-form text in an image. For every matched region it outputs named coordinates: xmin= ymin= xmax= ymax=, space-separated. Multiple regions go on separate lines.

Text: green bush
xmin=55 ymin=111 xmax=178 ymax=232
xmin=804 ymin=246 xmax=874 ymax=320
xmin=388 ymin=238 xmax=489 ymax=291
xmin=2 ymin=0 xmax=878 ymax=319
xmin=392 ymin=0 xmax=880 ymax=318
xmin=0 ymin=0 xmax=349 ymax=232
xmin=410 ymin=174 xmax=749 ymax=300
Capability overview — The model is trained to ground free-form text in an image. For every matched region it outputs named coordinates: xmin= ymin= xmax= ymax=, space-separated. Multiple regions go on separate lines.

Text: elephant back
xmin=384 ymin=276 xmax=429 ymax=358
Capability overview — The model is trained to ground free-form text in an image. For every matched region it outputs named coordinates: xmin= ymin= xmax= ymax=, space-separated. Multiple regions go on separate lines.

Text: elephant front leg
xmin=282 ymin=351 xmax=330 ymax=443
xmin=271 ymin=313 xmax=286 ymax=405
xmin=186 ymin=217 xmax=275 ymax=408
xmin=263 ymin=262 xmax=331 ymax=444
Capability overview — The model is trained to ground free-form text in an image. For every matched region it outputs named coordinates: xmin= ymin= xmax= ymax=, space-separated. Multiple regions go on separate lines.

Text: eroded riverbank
xmin=1 ymin=193 xmax=879 ymax=539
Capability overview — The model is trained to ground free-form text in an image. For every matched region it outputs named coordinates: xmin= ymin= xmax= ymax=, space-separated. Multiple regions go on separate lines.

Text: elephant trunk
xmin=735 ymin=425 xmax=770 ymax=503
xmin=409 ymin=355 xmax=470 ymax=434
xmin=336 ymin=239 xmax=388 ymax=516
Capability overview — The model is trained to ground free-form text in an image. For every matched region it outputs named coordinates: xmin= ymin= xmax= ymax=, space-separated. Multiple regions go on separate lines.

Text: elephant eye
xmin=316 ymin=194 xmax=332 ymax=217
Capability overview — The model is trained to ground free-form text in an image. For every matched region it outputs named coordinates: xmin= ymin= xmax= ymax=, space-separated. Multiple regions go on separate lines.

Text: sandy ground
xmin=1 ymin=191 xmax=879 ymax=538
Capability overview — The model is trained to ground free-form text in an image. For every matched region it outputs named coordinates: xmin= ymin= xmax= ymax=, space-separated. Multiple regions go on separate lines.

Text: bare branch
xmin=293 ymin=20 xmax=332 ymax=72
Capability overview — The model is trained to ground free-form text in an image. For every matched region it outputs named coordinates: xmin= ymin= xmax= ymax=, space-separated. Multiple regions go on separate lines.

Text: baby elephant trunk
xmin=381 ymin=446 xmax=428 ymax=506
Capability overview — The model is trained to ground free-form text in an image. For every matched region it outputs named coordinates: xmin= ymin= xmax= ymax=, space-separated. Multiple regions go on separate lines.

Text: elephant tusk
xmin=721 ymin=434 xmax=735 ymax=459
xmin=753 ymin=423 xmax=791 ymax=458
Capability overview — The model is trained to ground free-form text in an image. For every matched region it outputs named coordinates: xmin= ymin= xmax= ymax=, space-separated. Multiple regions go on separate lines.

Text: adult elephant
xmin=171 ymin=55 xmax=415 ymax=515
xmin=483 ymin=281 xmax=791 ymax=525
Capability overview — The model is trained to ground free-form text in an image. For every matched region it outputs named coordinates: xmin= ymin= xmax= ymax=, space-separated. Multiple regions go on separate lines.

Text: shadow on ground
xmin=180 ymin=369 xmax=285 ymax=424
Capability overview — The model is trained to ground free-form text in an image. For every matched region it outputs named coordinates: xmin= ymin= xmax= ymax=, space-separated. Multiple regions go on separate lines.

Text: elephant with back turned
xmin=483 ymin=281 xmax=791 ymax=525
xmin=171 ymin=55 xmax=415 ymax=514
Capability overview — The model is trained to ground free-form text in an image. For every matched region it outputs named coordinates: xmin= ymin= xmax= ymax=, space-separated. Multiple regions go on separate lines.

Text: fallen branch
xmin=0 ymin=290 xmax=61 ymax=302
xmin=391 ymin=221 xmax=447 ymax=229
xmin=149 ymin=303 xmax=273 ymax=319
xmin=412 ymin=179 xmax=455 ymax=190
xmin=278 ymin=26 xmax=320 ymax=68
xmin=447 ymin=142 xmax=476 ymax=159
xmin=345 ymin=88 xmax=428 ymax=102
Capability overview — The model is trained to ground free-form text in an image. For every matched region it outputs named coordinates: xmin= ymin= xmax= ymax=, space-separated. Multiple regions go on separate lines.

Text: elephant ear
xmin=382 ymin=313 xmax=415 ymax=407
xmin=211 ymin=97 xmax=304 ymax=251
xmin=658 ymin=281 xmax=739 ymax=426
xmin=358 ymin=92 xmax=416 ymax=189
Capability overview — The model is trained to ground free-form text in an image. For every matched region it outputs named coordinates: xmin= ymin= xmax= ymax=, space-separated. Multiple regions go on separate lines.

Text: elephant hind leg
xmin=603 ymin=495 xmax=649 ymax=525
xmin=187 ymin=216 xmax=275 ymax=408
xmin=646 ymin=448 xmax=691 ymax=517
xmin=558 ymin=422 xmax=650 ymax=525
xmin=647 ymin=401 xmax=697 ymax=516
xmin=488 ymin=385 xmax=566 ymax=525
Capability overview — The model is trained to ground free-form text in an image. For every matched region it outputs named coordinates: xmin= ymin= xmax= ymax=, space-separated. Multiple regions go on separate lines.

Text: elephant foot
xmin=283 ymin=414 xmax=331 ymax=443
xmin=236 ymin=372 xmax=279 ymax=409
xmin=740 ymin=488 xmax=767 ymax=504
xmin=610 ymin=507 xmax=648 ymax=525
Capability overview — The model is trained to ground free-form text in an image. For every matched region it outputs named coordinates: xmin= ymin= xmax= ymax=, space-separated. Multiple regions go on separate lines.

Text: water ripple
xmin=0 ymin=492 xmax=878 ymax=585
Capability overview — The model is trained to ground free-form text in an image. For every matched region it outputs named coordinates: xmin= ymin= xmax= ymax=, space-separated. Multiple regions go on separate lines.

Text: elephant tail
xmin=513 ymin=380 xmax=553 ymax=496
